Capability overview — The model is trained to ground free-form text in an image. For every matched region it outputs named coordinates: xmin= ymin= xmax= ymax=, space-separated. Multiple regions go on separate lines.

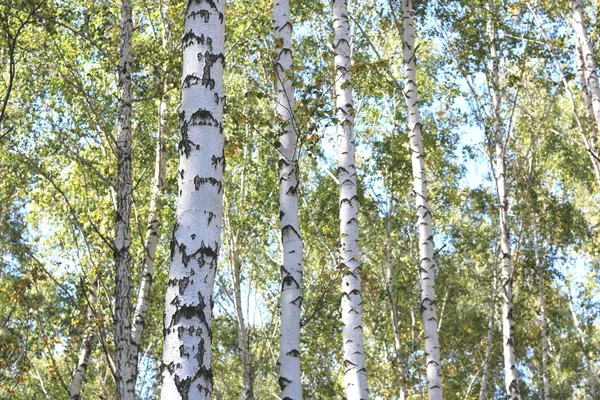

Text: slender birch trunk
xmin=571 ymin=0 xmax=600 ymax=153
xmin=533 ymin=218 xmax=550 ymax=400
xmin=68 ymin=280 xmax=98 ymax=400
xmin=487 ymin=16 xmax=520 ymax=400
xmin=228 ymin=231 xmax=255 ymax=399
xmin=385 ymin=194 xmax=407 ymax=400
xmin=161 ymin=1 xmax=225 ymax=398
xmin=568 ymin=292 xmax=596 ymax=399
xmin=479 ymin=266 xmax=497 ymax=400
xmin=333 ymin=1 xmax=368 ymax=398
xmin=113 ymin=0 xmax=134 ymax=397
xmin=400 ymin=1 xmax=443 ymax=398
xmin=130 ymin=63 xmax=169 ymax=380
xmin=274 ymin=1 xmax=303 ymax=398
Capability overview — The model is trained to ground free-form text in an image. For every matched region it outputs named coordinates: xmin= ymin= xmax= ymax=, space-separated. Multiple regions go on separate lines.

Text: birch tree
xmin=486 ymin=14 xmax=520 ymax=399
xmin=161 ymin=0 xmax=225 ymax=398
xmin=274 ymin=0 xmax=303 ymax=398
xmin=113 ymin=0 xmax=135 ymax=397
xmin=130 ymin=1 xmax=171 ymax=383
xmin=400 ymin=0 xmax=443 ymax=398
xmin=333 ymin=1 xmax=368 ymax=398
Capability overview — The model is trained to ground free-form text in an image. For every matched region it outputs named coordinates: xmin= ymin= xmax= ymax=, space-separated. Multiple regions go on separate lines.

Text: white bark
xmin=568 ymin=292 xmax=596 ymax=399
xmin=161 ymin=1 xmax=225 ymax=399
xmin=571 ymin=0 xmax=600 ymax=153
xmin=533 ymin=218 xmax=550 ymax=400
xmin=113 ymin=0 xmax=134 ymax=397
xmin=479 ymin=266 xmax=497 ymax=400
xmin=400 ymin=1 xmax=443 ymax=398
xmin=130 ymin=67 xmax=169 ymax=378
xmin=333 ymin=1 xmax=368 ymax=399
xmin=487 ymin=16 xmax=520 ymax=400
xmin=274 ymin=1 xmax=303 ymax=398
xmin=68 ymin=280 xmax=98 ymax=400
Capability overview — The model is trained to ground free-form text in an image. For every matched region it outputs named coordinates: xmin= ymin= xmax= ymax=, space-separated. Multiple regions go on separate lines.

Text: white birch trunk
xmin=130 ymin=72 xmax=169 ymax=378
xmin=571 ymin=0 xmax=600 ymax=153
xmin=533 ymin=218 xmax=550 ymax=400
xmin=68 ymin=280 xmax=98 ymax=400
xmin=333 ymin=1 xmax=368 ymax=399
xmin=400 ymin=1 xmax=443 ymax=398
xmin=113 ymin=0 xmax=135 ymax=397
xmin=161 ymin=1 xmax=225 ymax=398
xmin=487 ymin=16 xmax=520 ymax=400
xmin=479 ymin=267 xmax=497 ymax=400
xmin=274 ymin=1 xmax=303 ymax=398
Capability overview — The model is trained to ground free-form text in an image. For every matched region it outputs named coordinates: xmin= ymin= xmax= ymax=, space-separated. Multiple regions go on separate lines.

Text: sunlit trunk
xmin=401 ymin=0 xmax=443 ymax=398
xmin=161 ymin=1 xmax=225 ymax=398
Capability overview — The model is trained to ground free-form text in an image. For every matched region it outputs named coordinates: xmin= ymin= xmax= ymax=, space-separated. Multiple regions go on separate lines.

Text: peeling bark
xmin=113 ymin=0 xmax=135 ymax=397
xmin=487 ymin=15 xmax=520 ymax=400
xmin=274 ymin=1 xmax=304 ymax=398
xmin=161 ymin=1 xmax=225 ymax=399
xmin=400 ymin=0 xmax=443 ymax=398
xmin=333 ymin=1 xmax=368 ymax=399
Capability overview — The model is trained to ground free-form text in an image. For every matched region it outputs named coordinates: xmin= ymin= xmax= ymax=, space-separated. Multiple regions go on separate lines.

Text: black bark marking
xmin=189 ymin=108 xmax=218 ymax=127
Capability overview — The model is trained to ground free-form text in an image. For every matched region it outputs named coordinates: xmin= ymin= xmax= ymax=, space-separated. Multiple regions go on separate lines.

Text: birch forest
xmin=3 ymin=0 xmax=600 ymax=399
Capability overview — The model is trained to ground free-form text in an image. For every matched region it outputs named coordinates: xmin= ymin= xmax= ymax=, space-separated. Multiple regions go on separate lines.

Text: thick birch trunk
xmin=533 ymin=218 xmax=550 ymax=400
xmin=113 ymin=0 xmax=135 ymax=397
xmin=161 ymin=1 xmax=225 ymax=399
xmin=487 ymin=16 xmax=520 ymax=400
xmin=274 ymin=1 xmax=303 ymax=398
xmin=130 ymin=72 xmax=169 ymax=379
xmin=68 ymin=280 xmax=98 ymax=400
xmin=385 ymin=197 xmax=407 ymax=400
xmin=479 ymin=267 xmax=497 ymax=400
xmin=400 ymin=1 xmax=443 ymax=398
xmin=571 ymin=0 xmax=600 ymax=153
xmin=333 ymin=1 xmax=368 ymax=399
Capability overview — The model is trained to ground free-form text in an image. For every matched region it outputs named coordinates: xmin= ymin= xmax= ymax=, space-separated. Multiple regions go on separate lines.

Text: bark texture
xmin=487 ymin=16 xmax=520 ymax=400
xmin=161 ymin=1 xmax=225 ymax=399
xmin=68 ymin=280 xmax=98 ymax=400
xmin=274 ymin=1 xmax=303 ymax=398
xmin=333 ymin=1 xmax=368 ymax=399
xmin=130 ymin=70 xmax=169 ymax=379
xmin=113 ymin=0 xmax=134 ymax=397
xmin=571 ymin=0 xmax=600 ymax=154
xmin=401 ymin=0 xmax=443 ymax=398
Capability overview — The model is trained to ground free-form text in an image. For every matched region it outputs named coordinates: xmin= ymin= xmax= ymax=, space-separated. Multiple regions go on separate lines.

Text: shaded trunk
xmin=333 ymin=0 xmax=368 ymax=399
xmin=161 ymin=1 xmax=225 ymax=398
xmin=274 ymin=0 xmax=303 ymax=398
xmin=487 ymin=16 xmax=520 ymax=400
xmin=68 ymin=280 xmax=98 ymax=400
xmin=400 ymin=0 xmax=443 ymax=398
xmin=113 ymin=0 xmax=134 ymax=397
